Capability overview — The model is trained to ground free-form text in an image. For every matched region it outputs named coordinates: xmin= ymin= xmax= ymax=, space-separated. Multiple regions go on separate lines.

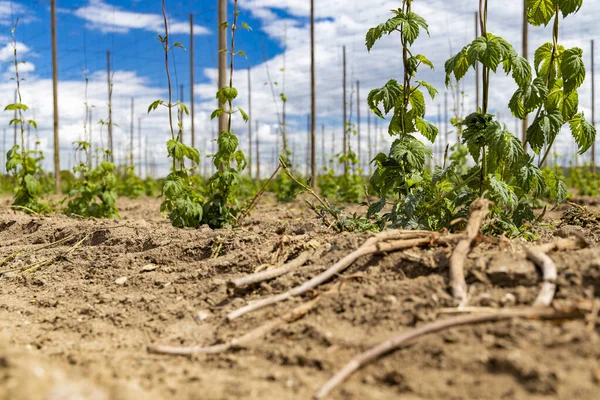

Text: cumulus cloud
xmin=71 ymin=0 xmax=209 ymax=35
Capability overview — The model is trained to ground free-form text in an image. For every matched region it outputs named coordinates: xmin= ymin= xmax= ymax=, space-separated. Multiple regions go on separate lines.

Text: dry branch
xmin=313 ymin=304 xmax=589 ymax=399
xmin=449 ymin=198 xmax=490 ymax=305
xmin=228 ymin=248 xmax=316 ymax=288
xmin=147 ymin=297 xmax=319 ymax=355
xmin=227 ymin=232 xmax=439 ymax=321
xmin=526 ymin=237 xmax=588 ymax=307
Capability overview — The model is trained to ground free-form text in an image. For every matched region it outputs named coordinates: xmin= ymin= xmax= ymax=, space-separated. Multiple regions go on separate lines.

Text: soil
xmin=1 ymin=195 xmax=599 ymax=400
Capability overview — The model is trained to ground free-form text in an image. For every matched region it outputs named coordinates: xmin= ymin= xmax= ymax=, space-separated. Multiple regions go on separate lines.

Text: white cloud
xmin=72 ymin=0 xmax=209 ymax=35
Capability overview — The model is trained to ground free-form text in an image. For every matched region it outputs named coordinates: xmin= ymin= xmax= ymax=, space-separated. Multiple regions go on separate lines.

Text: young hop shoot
xmin=365 ymin=0 xmax=444 ymax=230
xmin=444 ymin=0 xmax=595 ymax=236
xmin=4 ymin=21 xmax=48 ymax=214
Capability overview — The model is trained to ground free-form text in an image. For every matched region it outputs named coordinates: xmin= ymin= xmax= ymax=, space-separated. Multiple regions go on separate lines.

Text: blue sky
xmin=0 ymin=0 xmax=599 ymax=176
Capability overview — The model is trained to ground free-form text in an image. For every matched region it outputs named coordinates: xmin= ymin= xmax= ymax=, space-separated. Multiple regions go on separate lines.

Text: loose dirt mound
xmin=1 ymin=196 xmax=599 ymax=399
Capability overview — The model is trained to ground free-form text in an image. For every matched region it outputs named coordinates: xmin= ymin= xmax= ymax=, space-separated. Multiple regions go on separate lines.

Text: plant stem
xmin=161 ymin=0 xmax=176 ymax=172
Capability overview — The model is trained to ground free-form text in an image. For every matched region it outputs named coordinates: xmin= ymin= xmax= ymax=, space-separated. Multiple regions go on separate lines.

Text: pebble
xmin=140 ymin=263 xmax=158 ymax=272
xmin=114 ymin=276 xmax=128 ymax=286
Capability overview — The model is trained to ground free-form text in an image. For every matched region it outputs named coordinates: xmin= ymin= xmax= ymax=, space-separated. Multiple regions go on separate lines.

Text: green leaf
xmin=509 ymin=55 xmax=532 ymax=88
xmin=526 ymin=0 xmax=556 ymax=26
xmin=147 ymin=99 xmax=164 ymax=113
xmin=216 ymin=87 xmax=238 ymax=103
xmin=365 ymin=13 xmax=404 ymax=51
xmin=416 ymin=80 xmax=438 ymax=99
xmin=241 ymin=22 xmax=252 ymax=31
xmin=239 ymin=107 xmax=249 ymax=122
xmin=4 ymin=103 xmax=29 ymax=111
xmin=176 ymin=100 xmax=189 ymax=115
xmin=415 ymin=118 xmax=438 ymax=142
xmin=402 ymin=12 xmax=428 ymax=45
xmin=409 ymin=89 xmax=425 ymax=117
xmin=534 ymin=42 xmax=553 ymax=76
xmin=569 ymin=112 xmax=596 ymax=154
xmin=367 ymin=79 xmax=403 ymax=118
xmin=468 ymin=34 xmax=503 ymax=71
xmin=237 ymin=50 xmax=247 ymax=58
xmin=557 ymin=0 xmax=583 ymax=17
xmin=211 ymin=108 xmax=224 ymax=120
xmin=414 ymin=54 xmax=434 ymax=69
xmin=526 ymin=109 xmax=563 ymax=153
xmin=517 ymin=160 xmax=545 ymax=196
xmin=561 ymin=47 xmax=585 ymax=93
xmin=444 ymin=48 xmax=470 ymax=86
xmin=173 ymin=42 xmax=186 ymax=50
xmin=27 ymin=119 xmax=37 ymax=129
xmin=367 ymin=197 xmax=386 ymax=217
xmin=488 ymin=174 xmax=518 ymax=208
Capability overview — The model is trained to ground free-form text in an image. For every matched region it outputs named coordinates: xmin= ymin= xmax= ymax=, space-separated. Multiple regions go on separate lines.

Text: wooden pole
xmin=107 ymin=51 xmax=113 ymax=163
xmin=255 ymin=120 xmax=260 ymax=179
xmin=310 ymin=0 xmax=317 ymax=186
xmin=51 ymin=0 xmax=60 ymax=192
xmin=145 ymin=133 xmax=149 ymax=179
xmin=2 ymin=129 xmax=5 ymax=174
xmin=357 ymin=80 xmax=361 ymax=171
xmin=138 ymin=117 xmax=142 ymax=176
xmin=437 ymin=103 xmax=442 ymax=165
xmin=130 ymin=97 xmax=134 ymax=171
xmin=592 ymin=39 xmax=596 ymax=172
xmin=306 ymin=114 xmax=310 ymax=177
xmin=475 ymin=11 xmax=479 ymax=111
xmin=189 ymin=14 xmax=196 ymax=168
xmin=444 ymin=92 xmax=449 ymax=149
xmin=342 ymin=45 xmax=348 ymax=175
xmin=217 ymin=0 xmax=227 ymax=136
xmin=522 ymin=0 xmax=529 ymax=150
xmin=247 ymin=67 xmax=253 ymax=178
xmin=321 ymin=123 xmax=325 ymax=172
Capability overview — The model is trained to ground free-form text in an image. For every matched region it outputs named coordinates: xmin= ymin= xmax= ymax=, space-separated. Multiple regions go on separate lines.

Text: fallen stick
xmin=228 ymin=249 xmax=316 ymax=289
xmin=313 ymin=304 xmax=589 ymax=399
xmin=449 ymin=198 xmax=490 ymax=305
xmin=227 ymin=234 xmax=438 ymax=321
xmin=147 ymin=297 xmax=319 ymax=355
xmin=526 ymin=237 xmax=588 ymax=307
xmin=0 ymin=234 xmax=75 ymax=269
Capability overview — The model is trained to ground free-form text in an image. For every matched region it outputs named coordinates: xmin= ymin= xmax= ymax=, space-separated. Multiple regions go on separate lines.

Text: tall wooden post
xmin=107 ymin=51 xmax=113 ymax=162
xmin=217 ymin=0 xmax=227 ymax=136
xmin=592 ymin=39 xmax=596 ymax=172
xmin=247 ymin=67 xmax=253 ymax=178
xmin=51 ymin=0 xmax=60 ymax=192
xmin=138 ymin=117 xmax=142 ymax=176
xmin=321 ymin=123 xmax=325 ymax=172
xmin=2 ymin=129 xmax=6 ymax=174
xmin=356 ymin=80 xmax=361 ymax=171
xmin=522 ymin=0 xmax=529 ymax=149
xmin=189 ymin=14 xmax=196 ymax=167
xmin=144 ymin=134 xmax=149 ymax=178
xmin=255 ymin=120 xmax=260 ymax=179
xmin=444 ymin=92 xmax=449 ymax=150
xmin=130 ymin=97 xmax=134 ymax=171
xmin=310 ymin=0 xmax=317 ymax=186
xmin=475 ymin=11 xmax=479 ymax=111
xmin=342 ymin=45 xmax=348 ymax=175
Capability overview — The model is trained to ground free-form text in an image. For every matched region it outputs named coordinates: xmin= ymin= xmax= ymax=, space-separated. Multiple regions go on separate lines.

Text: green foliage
xmin=117 ymin=166 xmax=145 ymax=199
xmin=4 ymin=22 xmax=48 ymax=214
xmin=65 ymin=145 xmax=119 ymax=219
xmin=566 ymin=165 xmax=600 ymax=197
xmin=365 ymin=1 xmax=442 ymax=230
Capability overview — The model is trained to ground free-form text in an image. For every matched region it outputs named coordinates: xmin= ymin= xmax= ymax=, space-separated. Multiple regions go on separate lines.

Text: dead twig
xmin=449 ymin=198 xmax=490 ymax=306
xmin=526 ymin=237 xmax=588 ymax=307
xmin=147 ymin=296 xmax=319 ymax=355
xmin=228 ymin=248 xmax=317 ymax=289
xmin=313 ymin=304 xmax=589 ymax=399
xmin=0 ymin=234 xmax=75 ymax=269
xmin=227 ymin=232 xmax=438 ymax=321
xmin=236 ymin=163 xmax=282 ymax=226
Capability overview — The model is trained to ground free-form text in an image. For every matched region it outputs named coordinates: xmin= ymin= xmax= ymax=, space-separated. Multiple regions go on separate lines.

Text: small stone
xmin=114 ymin=277 xmax=128 ymax=286
xmin=140 ymin=264 xmax=158 ymax=272
xmin=194 ymin=309 xmax=212 ymax=322
xmin=501 ymin=293 xmax=517 ymax=307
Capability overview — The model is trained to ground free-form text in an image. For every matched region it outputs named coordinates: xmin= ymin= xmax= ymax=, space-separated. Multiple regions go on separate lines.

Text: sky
xmin=0 ymin=0 xmax=599 ymax=178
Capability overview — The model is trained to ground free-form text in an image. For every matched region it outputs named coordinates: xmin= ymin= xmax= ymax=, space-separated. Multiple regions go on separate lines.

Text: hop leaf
xmin=416 ymin=80 xmax=438 ymax=99
xmin=415 ymin=118 xmax=438 ymax=142
xmin=526 ymin=0 xmax=556 ymax=26
xmin=561 ymin=47 xmax=585 ymax=93
xmin=444 ymin=48 xmax=470 ymax=86
xmin=569 ymin=112 xmax=596 ymax=154
xmin=367 ymin=79 xmax=403 ymax=118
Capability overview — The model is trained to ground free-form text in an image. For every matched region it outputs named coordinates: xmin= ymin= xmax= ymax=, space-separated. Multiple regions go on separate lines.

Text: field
xmin=1 ymin=195 xmax=600 ymax=400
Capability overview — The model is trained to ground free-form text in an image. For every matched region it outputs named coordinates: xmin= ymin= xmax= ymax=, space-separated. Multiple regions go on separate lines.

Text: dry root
xmin=313 ymin=303 xmax=591 ymax=399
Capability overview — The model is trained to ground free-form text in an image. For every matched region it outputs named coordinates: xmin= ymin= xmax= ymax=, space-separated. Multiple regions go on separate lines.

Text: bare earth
xmin=1 ymin=195 xmax=599 ymax=400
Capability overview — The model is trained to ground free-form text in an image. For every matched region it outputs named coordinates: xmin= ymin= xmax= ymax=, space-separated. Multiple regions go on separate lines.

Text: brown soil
xmin=1 ymin=195 xmax=599 ymax=400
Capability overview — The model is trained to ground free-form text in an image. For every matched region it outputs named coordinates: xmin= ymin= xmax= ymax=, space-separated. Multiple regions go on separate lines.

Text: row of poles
xmin=4 ymin=1 xmax=599 ymax=192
